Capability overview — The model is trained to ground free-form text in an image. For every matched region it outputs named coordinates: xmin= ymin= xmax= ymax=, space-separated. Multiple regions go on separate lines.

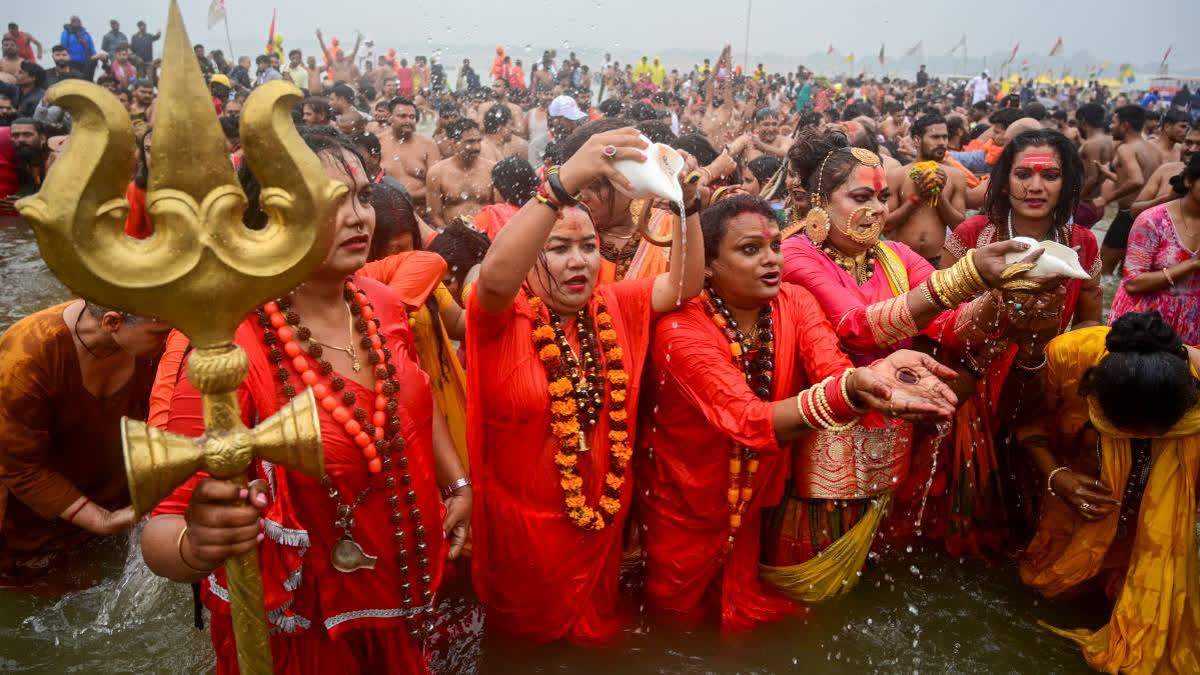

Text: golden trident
xmin=16 ymin=2 xmax=345 ymax=672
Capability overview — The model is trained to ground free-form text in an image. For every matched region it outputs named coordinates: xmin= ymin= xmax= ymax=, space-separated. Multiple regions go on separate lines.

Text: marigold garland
xmin=530 ymin=293 xmax=631 ymax=531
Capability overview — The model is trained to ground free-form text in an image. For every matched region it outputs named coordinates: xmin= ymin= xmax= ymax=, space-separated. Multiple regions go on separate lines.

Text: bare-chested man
xmin=880 ymin=102 xmax=910 ymax=142
xmin=0 ymin=36 xmax=22 ymax=77
xmin=378 ymin=96 xmax=441 ymax=212
xmin=1132 ymin=125 xmax=1200 ymax=218
xmin=700 ymin=45 xmax=738 ymax=149
xmin=1097 ymin=105 xmax=1162 ymax=274
xmin=315 ymin=29 xmax=361 ymax=83
xmin=1051 ymin=110 xmax=1081 ymax=146
xmin=729 ymin=108 xmax=790 ymax=162
xmin=480 ymin=104 xmax=529 ymax=162
xmin=885 ymin=114 xmax=967 ymax=264
xmin=490 ymin=78 xmax=527 ymax=139
xmin=425 ymin=118 xmax=494 ymax=229
xmin=1077 ymin=103 xmax=1113 ymax=204
xmin=1152 ymin=109 xmax=1189 ymax=164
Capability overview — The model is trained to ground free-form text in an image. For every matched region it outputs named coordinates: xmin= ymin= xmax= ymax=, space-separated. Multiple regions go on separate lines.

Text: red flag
xmin=878 ymin=44 xmax=885 ymax=65
xmin=1048 ymin=37 xmax=1063 ymax=57
xmin=266 ymin=9 xmax=277 ymax=54
xmin=1161 ymin=45 xmax=1173 ymax=68
xmin=1005 ymin=43 xmax=1019 ymax=65
xmin=827 ymin=44 xmax=834 ymax=55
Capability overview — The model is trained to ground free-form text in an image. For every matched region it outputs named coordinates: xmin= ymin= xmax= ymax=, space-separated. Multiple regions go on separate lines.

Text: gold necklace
xmin=312 ymin=302 xmax=361 ymax=371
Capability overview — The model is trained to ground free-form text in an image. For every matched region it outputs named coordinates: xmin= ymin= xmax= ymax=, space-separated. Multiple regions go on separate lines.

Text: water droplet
xmin=907 ymin=604 xmax=919 ymax=615
xmin=426 ymin=36 xmax=433 ymax=45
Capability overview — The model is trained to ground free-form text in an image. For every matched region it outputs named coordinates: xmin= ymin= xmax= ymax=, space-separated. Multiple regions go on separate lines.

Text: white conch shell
xmin=1003 ymin=236 xmax=1092 ymax=280
xmin=611 ymin=135 xmax=685 ymax=203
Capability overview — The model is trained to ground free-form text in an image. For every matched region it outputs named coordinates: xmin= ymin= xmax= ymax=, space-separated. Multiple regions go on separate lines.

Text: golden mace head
xmin=16 ymin=0 xmax=345 ymax=348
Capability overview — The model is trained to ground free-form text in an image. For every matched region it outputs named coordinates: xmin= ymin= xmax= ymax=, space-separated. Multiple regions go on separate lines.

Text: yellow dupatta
xmin=1020 ymin=328 xmax=1200 ymax=674
xmin=757 ymin=243 xmax=909 ymax=603
xmin=408 ymin=285 xmax=469 ymax=470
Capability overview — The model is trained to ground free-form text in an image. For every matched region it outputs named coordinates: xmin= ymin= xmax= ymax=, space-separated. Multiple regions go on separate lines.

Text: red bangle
xmin=824 ymin=376 xmax=857 ymax=422
xmin=64 ymin=497 xmax=90 ymax=522
xmin=909 ymin=193 xmax=922 ymax=205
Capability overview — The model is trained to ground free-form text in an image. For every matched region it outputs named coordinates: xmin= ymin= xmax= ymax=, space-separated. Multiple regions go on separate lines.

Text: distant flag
xmin=266 ymin=9 xmax=277 ymax=54
xmin=1119 ymin=63 xmax=1135 ymax=84
xmin=1004 ymin=43 xmax=1019 ymax=65
xmin=827 ymin=44 xmax=835 ymax=55
xmin=1160 ymin=45 xmax=1172 ymax=74
xmin=1098 ymin=61 xmax=1110 ymax=75
xmin=1060 ymin=65 xmax=1071 ymax=79
xmin=845 ymin=52 xmax=855 ymax=64
xmin=1020 ymin=58 xmax=1029 ymax=69
xmin=905 ymin=40 xmax=922 ymax=57
xmin=1048 ymin=36 xmax=1063 ymax=57
xmin=207 ymin=0 xmax=226 ymax=29
xmin=878 ymin=44 xmax=886 ymax=65
xmin=947 ymin=34 xmax=966 ymax=55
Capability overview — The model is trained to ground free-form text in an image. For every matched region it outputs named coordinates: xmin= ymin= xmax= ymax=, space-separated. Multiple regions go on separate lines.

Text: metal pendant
xmin=331 ymin=535 xmax=377 ymax=572
xmin=351 ymin=358 xmax=362 ymax=372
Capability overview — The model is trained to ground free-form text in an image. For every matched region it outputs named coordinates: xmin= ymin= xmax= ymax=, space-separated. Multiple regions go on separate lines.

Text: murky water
xmin=0 ymin=216 xmax=1119 ymax=673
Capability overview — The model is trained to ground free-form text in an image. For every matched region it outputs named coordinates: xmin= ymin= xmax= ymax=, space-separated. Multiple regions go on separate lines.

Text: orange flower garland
xmin=530 ymin=293 xmax=631 ymax=531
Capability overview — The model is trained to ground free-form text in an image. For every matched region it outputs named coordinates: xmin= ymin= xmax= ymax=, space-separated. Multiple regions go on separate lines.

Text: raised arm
xmin=476 ymin=129 xmax=648 ymax=313
xmin=348 ymin=32 xmax=363 ymax=63
xmin=315 ymin=29 xmax=330 ymax=65
xmin=649 ymin=158 xmax=705 ymax=313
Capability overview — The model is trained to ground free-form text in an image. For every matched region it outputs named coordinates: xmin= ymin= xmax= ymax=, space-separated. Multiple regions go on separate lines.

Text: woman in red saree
xmin=637 ymin=193 xmax=962 ymax=631
xmin=775 ymin=129 xmax=1048 ymax=562
xmin=466 ymin=127 xmax=705 ymax=644
xmin=937 ymin=128 xmax=1103 ymax=557
xmin=139 ymin=132 xmax=471 ymax=674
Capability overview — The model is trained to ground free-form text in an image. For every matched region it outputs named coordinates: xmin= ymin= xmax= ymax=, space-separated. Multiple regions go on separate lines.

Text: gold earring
xmin=804 ymin=196 xmax=830 ymax=244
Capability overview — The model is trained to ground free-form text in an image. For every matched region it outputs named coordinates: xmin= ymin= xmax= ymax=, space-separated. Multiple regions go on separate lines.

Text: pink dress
xmin=1109 ymin=203 xmax=1200 ymax=344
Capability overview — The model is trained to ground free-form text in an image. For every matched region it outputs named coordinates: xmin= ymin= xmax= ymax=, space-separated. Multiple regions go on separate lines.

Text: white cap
xmin=548 ymin=95 xmax=587 ymax=121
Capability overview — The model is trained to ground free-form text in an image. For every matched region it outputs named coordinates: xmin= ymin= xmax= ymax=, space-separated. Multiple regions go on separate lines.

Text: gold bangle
xmin=1046 ymin=466 xmax=1070 ymax=497
xmin=177 ymin=524 xmax=213 ymax=576
xmin=1163 ymin=267 xmax=1176 ymax=286
xmin=964 ymin=249 xmax=987 ymax=290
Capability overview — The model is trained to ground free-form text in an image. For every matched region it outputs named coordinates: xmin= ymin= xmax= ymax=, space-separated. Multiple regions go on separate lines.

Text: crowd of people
xmin=2 ymin=11 xmax=1200 ymax=674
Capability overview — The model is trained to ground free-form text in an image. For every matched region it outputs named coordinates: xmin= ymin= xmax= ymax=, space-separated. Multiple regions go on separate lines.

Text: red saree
xmin=465 ymin=279 xmax=656 ymax=644
xmin=936 ymin=215 xmax=1100 ymax=558
xmin=636 ymin=284 xmax=853 ymax=630
xmin=152 ymin=277 xmax=446 ymax=674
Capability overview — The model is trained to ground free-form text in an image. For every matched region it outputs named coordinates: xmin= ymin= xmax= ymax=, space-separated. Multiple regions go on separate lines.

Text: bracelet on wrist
xmin=1046 ymin=466 xmax=1070 ymax=497
xmin=441 ymin=477 xmax=472 ymax=500
xmin=177 ymin=524 xmax=214 ymax=576
xmin=546 ymin=166 xmax=579 ymax=207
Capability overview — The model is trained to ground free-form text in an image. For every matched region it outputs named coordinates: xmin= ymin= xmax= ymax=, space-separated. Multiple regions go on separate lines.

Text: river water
xmin=0 ymin=217 xmax=1114 ymax=673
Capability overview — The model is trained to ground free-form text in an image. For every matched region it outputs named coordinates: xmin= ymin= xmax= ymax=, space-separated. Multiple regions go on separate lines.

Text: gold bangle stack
xmin=930 ymin=249 xmax=989 ymax=308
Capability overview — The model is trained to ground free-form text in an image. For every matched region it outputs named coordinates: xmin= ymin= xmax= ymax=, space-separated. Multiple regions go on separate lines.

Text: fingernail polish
xmin=238 ymin=488 xmax=248 ymax=500
xmin=256 ymin=494 xmax=267 ymax=506
xmin=256 ymin=532 xmax=265 ymax=543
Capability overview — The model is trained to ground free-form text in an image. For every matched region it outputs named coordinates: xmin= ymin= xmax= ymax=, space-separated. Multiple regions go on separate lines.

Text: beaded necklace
xmin=256 ymin=281 xmax=434 ymax=640
xmin=820 ymin=241 xmax=875 ymax=285
xmin=701 ymin=285 xmax=774 ymax=554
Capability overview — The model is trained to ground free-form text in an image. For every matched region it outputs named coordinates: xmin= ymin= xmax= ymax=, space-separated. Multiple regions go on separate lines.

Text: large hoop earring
xmin=804 ymin=196 xmax=830 ymax=244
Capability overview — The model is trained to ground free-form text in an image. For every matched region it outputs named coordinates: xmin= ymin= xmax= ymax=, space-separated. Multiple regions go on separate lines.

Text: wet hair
xmin=597 ymin=98 xmax=624 ymax=117
xmin=559 ymin=117 xmax=632 ymax=162
xmin=1080 ymin=311 xmax=1199 ymax=434
xmin=911 ymin=113 xmax=946 ymax=138
xmin=427 ymin=219 xmax=491 ymax=289
xmin=1169 ymin=153 xmax=1200 ymax=196
xmin=1076 ymin=103 xmax=1105 ymax=130
xmin=884 ymin=102 xmax=904 ymax=115
xmin=445 ymin=117 xmax=479 ymax=141
xmin=988 ymin=107 xmax=1025 ymax=127
xmin=753 ymin=107 xmax=779 ymax=122
xmin=1114 ymin=104 xmax=1146 ymax=132
xmin=635 ymin=120 xmax=675 ymax=145
xmin=302 ymin=96 xmax=332 ymax=121
xmin=1145 ymin=110 xmax=1161 ymax=123
xmin=1022 ymin=102 xmax=1047 ymax=121
xmin=747 ymin=155 xmax=782 ymax=186
xmin=240 ymin=126 xmax=365 ymax=230
xmin=387 ymin=96 xmax=420 ymax=121
xmin=672 ymin=133 xmax=719 ymax=167
xmin=542 ymin=140 xmax=563 ymax=165
xmin=1051 ymin=109 xmax=1068 ymax=122
xmin=368 ymin=181 xmax=422 ymax=259
xmin=984 ymin=128 xmax=1082 ymax=232
xmin=490 ymin=157 xmax=537 ymax=206
xmin=1163 ymin=108 xmax=1190 ymax=126
xmin=483 ymin=103 xmax=511 ymax=134
xmin=786 ymin=127 xmax=857 ymax=202
xmin=945 ymin=114 xmax=967 ymax=140
xmin=628 ymin=101 xmax=659 ymax=122
xmin=699 ymin=193 xmax=778 ymax=265
xmin=352 ymin=130 xmax=381 ymax=160
xmin=19 ymin=61 xmax=46 ymax=89
xmin=330 ymin=83 xmax=355 ymax=102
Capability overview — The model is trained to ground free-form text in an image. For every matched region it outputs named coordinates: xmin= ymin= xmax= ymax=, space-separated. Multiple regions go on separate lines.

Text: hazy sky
xmin=9 ymin=0 xmax=1197 ymax=73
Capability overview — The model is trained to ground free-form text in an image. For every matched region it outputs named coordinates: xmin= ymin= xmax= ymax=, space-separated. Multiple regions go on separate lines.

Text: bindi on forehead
xmin=854 ymin=166 xmax=885 ymax=193
xmin=1017 ymin=151 xmax=1060 ymax=173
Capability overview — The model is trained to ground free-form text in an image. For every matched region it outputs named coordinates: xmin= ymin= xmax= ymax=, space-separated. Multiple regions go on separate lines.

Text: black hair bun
xmin=1169 ymin=173 xmax=1188 ymax=196
xmin=1107 ymin=311 xmax=1184 ymax=356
